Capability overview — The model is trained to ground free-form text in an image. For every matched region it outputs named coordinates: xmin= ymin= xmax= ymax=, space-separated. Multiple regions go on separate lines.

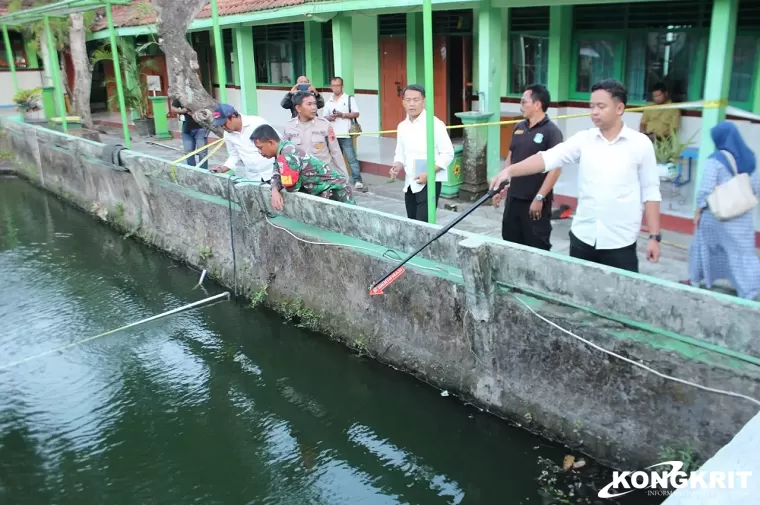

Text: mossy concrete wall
xmin=3 ymin=118 xmax=760 ymax=470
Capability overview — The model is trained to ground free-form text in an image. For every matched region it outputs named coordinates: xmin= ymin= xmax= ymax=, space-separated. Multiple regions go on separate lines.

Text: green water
xmin=0 ymin=178 xmax=655 ymax=505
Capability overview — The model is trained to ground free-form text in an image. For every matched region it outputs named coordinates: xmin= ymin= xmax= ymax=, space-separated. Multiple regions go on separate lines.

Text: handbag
xmin=706 ymin=150 xmax=758 ymax=220
xmin=347 ymin=95 xmax=362 ymax=134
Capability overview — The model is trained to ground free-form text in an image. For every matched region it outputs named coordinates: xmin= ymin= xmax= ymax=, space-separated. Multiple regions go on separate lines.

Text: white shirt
xmin=393 ymin=110 xmax=455 ymax=193
xmin=222 ymin=115 xmax=277 ymax=182
xmin=539 ymin=125 xmax=661 ymax=250
xmin=323 ymin=93 xmax=359 ymax=138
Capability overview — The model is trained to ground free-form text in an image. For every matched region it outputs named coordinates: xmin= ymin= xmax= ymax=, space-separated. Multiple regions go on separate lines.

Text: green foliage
xmin=654 ymin=130 xmax=698 ymax=165
xmin=90 ymin=38 xmax=158 ymax=119
xmin=12 ymin=88 xmax=41 ymax=111
xmin=250 ymin=283 xmax=269 ymax=309
xmin=658 ymin=445 xmax=700 ymax=474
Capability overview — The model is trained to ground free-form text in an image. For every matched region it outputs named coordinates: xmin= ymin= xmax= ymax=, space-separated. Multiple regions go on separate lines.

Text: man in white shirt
xmin=389 ymin=84 xmax=455 ymax=223
xmin=489 ymin=79 xmax=662 ymax=273
xmin=209 ymin=103 xmax=275 ymax=183
xmin=324 ymin=76 xmax=364 ymax=191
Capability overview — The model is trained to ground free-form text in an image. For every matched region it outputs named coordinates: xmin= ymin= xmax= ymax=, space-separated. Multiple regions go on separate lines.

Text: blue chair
xmin=676 ymin=146 xmax=698 ymax=187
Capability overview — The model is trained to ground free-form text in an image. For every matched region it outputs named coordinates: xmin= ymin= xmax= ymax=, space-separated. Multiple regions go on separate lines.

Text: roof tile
xmin=89 ymin=0 xmax=319 ymax=32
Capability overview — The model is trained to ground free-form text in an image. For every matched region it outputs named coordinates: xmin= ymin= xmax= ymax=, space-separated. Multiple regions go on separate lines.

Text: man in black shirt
xmin=171 ymin=98 xmax=209 ymax=170
xmin=280 ymin=76 xmax=325 ymax=118
xmin=493 ymin=84 xmax=563 ymax=250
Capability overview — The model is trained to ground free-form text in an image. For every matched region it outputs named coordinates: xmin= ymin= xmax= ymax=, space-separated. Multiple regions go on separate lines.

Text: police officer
xmin=492 ymin=84 xmax=563 ymax=251
xmin=282 ymin=92 xmax=349 ymax=178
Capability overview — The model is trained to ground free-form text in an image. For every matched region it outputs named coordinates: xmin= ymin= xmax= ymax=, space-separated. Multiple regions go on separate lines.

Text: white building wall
xmin=0 ymin=71 xmax=45 ymax=108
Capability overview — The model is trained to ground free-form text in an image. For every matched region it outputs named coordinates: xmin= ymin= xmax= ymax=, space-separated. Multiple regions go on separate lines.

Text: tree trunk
xmin=39 ymin=31 xmax=53 ymax=87
xmin=68 ymin=13 xmax=93 ymax=128
xmin=150 ymin=0 xmax=222 ymax=136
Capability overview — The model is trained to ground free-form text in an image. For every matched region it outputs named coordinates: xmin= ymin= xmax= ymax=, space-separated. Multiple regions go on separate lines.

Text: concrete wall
xmin=3 ymin=117 xmax=760 ymax=470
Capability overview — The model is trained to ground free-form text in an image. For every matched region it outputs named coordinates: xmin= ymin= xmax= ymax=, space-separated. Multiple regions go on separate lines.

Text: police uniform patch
xmin=533 ymin=133 xmax=544 ymax=143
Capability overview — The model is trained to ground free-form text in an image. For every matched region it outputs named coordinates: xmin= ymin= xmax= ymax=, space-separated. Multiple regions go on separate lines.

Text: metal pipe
xmin=43 ymin=16 xmax=67 ymax=133
xmin=422 ymin=0 xmax=436 ymax=224
xmin=0 ymin=292 xmax=231 ymax=371
xmin=210 ymin=0 xmax=227 ymax=103
xmin=106 ymin=2 xmax=131 ymax=148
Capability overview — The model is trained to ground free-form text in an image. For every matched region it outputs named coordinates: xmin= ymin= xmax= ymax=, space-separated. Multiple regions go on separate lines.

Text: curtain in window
xmin=625 ymin=31 xmax=693 ymax=103
xmin=730 ymin=35 xmax=758 ymax=104
xmin=575 ymin=39 xmax=617 ymax=93
xmin=509 ymin=34 xmax=548 ymax=94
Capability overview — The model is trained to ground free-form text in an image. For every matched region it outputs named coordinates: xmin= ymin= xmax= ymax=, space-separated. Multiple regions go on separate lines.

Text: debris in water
xmin=573 ymin=459 xmax=586 ymax=470
xmin=440 ymin=390 xmax=449 ymax=397
xmin=562 ymin=455 xmax=575 ymax=471
xmin=193 ymin=269 xmax=207 ymax=289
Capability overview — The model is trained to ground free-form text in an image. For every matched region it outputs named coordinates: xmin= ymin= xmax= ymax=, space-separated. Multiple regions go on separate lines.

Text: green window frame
xmin=323 ymin=21 xmax=335 ymax=87
xmin=570 ymin=1 xmax=713 ymax=105
xmin=0 ymin=29 xmax=28 ymax=69
xmin=729 ymin=31 xmax=760 ymax=111
xmin=509 ymin=32 xmax=549 ymax=96
xmin=253 ymin=22 xmax=306 ymax=86
xmin=508 ymin=7 xmax=550 ymax=97
xmin=570 ymin=32 xmax=626 ymax=101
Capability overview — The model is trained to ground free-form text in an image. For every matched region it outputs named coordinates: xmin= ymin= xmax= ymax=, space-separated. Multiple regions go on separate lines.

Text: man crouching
xmin=251 ymin=124 xmax=356 ymax=212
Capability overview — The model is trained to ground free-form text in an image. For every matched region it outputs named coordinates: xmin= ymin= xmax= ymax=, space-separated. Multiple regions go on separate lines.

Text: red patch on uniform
xmin=277 ymin=154 xmax=300 ymax=190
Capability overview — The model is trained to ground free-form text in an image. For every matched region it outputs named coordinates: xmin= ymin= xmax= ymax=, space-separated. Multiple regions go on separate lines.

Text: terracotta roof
xmin=90 ymin=0 xmax=324 ymax=32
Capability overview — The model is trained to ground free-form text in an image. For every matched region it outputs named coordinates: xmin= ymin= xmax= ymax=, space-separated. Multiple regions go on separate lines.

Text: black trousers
xmin=501 ymin=196 xmax=553 ymax=250
xmin=405 ymin=182 xmax=442 ymax=223
xmin=569 ymin=231 xmax=639 ymax=273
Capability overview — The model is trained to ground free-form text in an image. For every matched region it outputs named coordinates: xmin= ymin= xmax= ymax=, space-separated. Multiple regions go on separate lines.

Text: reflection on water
xmin=0 ymin=178 xmax=639 ymax=504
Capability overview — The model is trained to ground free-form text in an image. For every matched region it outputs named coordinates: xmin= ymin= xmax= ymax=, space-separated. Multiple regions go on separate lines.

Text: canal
xmin=0 ymin=177 xmax=657 ymax=504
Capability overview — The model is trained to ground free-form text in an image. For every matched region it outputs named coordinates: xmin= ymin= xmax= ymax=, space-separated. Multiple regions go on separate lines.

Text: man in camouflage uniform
xmin=250 ymin=124 xmax=355 ymax=212
xmin=282 ymin=92 xmax=349 ymax=178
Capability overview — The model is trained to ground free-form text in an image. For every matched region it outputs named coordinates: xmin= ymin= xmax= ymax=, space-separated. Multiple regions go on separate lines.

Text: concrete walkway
xmin=92 ymin=128 xmax=749 ymax=295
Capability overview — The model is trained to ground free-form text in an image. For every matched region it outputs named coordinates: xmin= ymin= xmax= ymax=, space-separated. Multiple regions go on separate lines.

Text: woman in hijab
xmin=681 ymin=121 xmax=760 ymax=300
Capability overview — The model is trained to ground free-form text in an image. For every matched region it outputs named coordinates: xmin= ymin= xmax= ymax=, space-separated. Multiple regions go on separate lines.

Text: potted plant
xmin=91 ymin=39 xmax=158 ymax=137
xmin=654 ymin=131 xmax=697 ymax=182
xmin=13 ymin=87 xmax=42 ymax=121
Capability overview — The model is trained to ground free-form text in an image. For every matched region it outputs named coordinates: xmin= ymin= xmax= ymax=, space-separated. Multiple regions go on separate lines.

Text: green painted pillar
xmin=43 ymin=16 xmax=66 ymax=133
xmin=41 ymin=87 xmax=56 ymax=119
xmin=210 ymin=0 xmax=227 ymax=103
xmin=695 ymin=0 xmax=738 ymax=204
xmin=752 ymin=44 xmax=760 ymax=113
xmin=149 ymin=96 xmax=172 ymax=139
xmin=332 ymin=14 xmax=354 ymax=94
xmin=478 ymin=0 xmax=503 ymax=179
xmin=406 ymin=13 xmax=424 ymax=85
xmin=24 ymin=35 xmax=39 ymax=69
xmin=305 ymin=21 xmax=325 ymax=86
xmin=2 ymin=25 xmax=18 ymax=94
xmin=234 ymin=26 xmax=258 ymax=114
xmin=230 ymin=29 xmax=239 ymax=86
xmin=547 ymin=6 xmax=572 ymax=102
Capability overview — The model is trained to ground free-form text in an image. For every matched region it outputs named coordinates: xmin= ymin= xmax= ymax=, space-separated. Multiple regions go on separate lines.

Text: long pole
xmin=43 ymin=16 xmax=67 ymax=133
xmin=422 ymin=0 xmax=436 ymax=224
xmin=210 ymin=0 xmax=227 ymax=103
xmin=2 ymin=25 xmax=19 ymax=94
xmin=106 ymin=2 xmax=131 ymax=148
xmin=0 ymin=292 xmax=230 ymax=371
xmin=369 ymin=189 xmax=497 ymax=295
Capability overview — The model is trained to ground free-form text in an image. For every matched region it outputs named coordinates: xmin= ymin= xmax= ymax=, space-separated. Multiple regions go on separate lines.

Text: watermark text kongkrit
xmin=598 ymin=461 xmax=751 ymax=498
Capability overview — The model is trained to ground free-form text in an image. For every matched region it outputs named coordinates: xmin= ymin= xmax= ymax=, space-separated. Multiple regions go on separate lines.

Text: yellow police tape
xmin=346 ymin=98 xmax=728 ymax=137
xmin=169 ymin=137 xmax=225 ymax=182
xmin=166 ymin=98 xmax=727 ymax=173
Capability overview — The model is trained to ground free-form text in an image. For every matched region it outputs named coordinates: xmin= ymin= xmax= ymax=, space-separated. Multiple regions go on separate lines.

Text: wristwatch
xmin=535 ymin=194 xmax=544 ymax=202
xmin=649 ymin=234 xmax=661 ymax=242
